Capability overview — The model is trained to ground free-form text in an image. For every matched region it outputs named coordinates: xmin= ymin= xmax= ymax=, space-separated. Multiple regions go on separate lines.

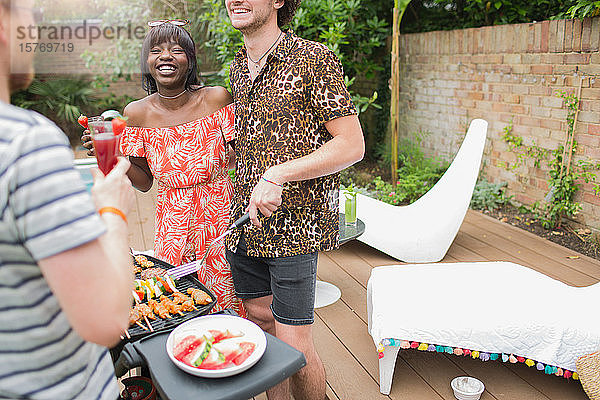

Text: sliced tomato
xmin=133 ymin=289 xmax=145 ymax=302
xmin=132 ymin=289 xmax=142 ymax=303
xmin=157 ymin=277 xmax=172 ymax=293
xmin=232 ymin=342 xmax=256 ymax=366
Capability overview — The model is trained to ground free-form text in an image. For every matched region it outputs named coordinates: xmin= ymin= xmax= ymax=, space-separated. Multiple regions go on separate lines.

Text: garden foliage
xmin=470 ymin=180 xmax=512 ymax=211
xmin=197 ymin=0 xmax=388 ymax=113
xmin=371 ymin=132 xmax=449 ymax=206
xmin=401 ymin=0 xmax=589 ymax=33
xmin=498 ymin=91 xmax=600 ymax=229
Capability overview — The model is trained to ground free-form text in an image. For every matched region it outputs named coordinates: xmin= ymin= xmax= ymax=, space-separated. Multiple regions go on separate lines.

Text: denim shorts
xmin=225 ymin=234 xmax=318 ymax=326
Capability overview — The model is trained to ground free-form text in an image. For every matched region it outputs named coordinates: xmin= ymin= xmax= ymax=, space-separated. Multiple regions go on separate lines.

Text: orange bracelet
xmin=98 ymin=207 xmax=127 ymax=223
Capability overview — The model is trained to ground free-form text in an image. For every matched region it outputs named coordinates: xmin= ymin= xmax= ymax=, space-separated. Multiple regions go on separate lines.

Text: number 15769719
xmin=19 ymin=42 xmax=74 ymax=53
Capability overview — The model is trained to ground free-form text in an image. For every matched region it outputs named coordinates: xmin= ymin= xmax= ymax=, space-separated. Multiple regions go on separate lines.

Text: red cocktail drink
xmin=93 ymin=133 xmax=120 ymax=175
xmin=89 ymin=118 xmax=120 ymax=175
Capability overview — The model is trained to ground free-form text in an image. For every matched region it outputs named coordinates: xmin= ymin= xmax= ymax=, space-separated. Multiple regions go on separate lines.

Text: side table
xmin=314 ymin=214 xmax=365 ymax=308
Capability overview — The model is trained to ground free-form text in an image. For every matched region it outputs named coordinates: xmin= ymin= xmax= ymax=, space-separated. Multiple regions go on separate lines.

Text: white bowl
xmin=166 ymin=314 xmax=267 ymax=378
xmin=451 ymin=376 xmax=485 ymax=400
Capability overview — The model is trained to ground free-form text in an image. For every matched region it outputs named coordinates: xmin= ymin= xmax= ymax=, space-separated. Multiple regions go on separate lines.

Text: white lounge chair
xmin=341 ymin=119 xmax=488 ymax=263
xmin=368 ymin=262 xmax=600 ymax=394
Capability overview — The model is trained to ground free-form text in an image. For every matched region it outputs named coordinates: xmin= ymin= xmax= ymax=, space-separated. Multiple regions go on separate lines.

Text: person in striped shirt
xmin=0 ymin=1 xmax=136 ymax=399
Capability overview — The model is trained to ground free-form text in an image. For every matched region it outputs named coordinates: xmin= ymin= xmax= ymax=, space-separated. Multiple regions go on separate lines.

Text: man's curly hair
xmin=277 ymin=0 xmax=301 ymax=28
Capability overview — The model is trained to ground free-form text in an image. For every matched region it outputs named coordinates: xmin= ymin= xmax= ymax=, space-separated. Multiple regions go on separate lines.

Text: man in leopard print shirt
xmin=225 ymin=1 xmax=364 ymax=398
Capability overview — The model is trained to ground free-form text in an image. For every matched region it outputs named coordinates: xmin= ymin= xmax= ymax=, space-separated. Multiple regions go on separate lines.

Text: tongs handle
xmin=231 ymin=212 xmax=250 ymax=229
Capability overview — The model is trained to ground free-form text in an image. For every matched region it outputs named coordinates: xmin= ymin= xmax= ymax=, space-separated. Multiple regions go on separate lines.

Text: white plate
xmin=166 ymin=314 xmax=267 ymax=378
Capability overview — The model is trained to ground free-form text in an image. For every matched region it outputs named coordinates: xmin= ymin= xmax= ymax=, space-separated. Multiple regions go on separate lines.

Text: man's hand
xmin=247 ymin=175 xmax=283 ymax=227
xmin=91 ymin=157 xmax=135 ymax=217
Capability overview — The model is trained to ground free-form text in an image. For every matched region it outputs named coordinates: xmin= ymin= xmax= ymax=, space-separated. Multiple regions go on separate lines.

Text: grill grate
xmin=126 ymin=254 xmax=216 ymax=342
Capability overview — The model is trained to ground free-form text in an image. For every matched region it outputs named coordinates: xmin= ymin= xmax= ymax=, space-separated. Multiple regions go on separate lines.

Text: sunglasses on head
xmin=147 ymin=19 xmax=189 ymax=28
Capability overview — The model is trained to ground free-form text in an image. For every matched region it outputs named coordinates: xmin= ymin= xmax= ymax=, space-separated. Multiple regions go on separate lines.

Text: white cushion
xmin=368 ymin=261 xmax=600 ymax=371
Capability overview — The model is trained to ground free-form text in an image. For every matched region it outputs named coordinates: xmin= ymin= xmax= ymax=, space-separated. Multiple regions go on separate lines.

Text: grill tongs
xmin=165 ymin=212 xmax=250 ymax=279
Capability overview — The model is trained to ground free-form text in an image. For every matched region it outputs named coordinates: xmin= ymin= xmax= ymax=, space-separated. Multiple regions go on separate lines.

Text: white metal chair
xmin=341 ymin=119 xmax=488 ymax=263
xmin=368 ymin=262 xmax=600 ymax=394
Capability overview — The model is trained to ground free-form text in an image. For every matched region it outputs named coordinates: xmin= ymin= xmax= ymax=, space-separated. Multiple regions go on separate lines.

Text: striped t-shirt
xmin=0 ymin=103 xmax=118 ymax=400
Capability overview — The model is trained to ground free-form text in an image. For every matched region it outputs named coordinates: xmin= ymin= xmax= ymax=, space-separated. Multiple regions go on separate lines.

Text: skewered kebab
xmin=134 ymin=255 xmax=155 ymax=268
xmin=187 ymin=288 xmax=212 ymax=305
xmin=172 ymin=291 xmax=191 ymax=304
xmin=135 ymin=303 xmax=156 ymax=320
xmin=135 ymin=303 xmax=155 ymax=332
xmin=171 ymin=292 xmax=198 ymax=312
xmin=128 ymin=307 xmax=149 ymax=330
xmin=159 ymin=295 xmax=185 ymax=316
xmin=148 ymin=299 xmax=172 ymax=319
xmin=179 ymin=299 xmax=197 ymax=312
xmin=140 ymin=267 xmax=167 ymax=280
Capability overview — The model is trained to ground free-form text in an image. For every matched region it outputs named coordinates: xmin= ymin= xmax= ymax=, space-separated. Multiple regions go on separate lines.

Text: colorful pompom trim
xmin=376 ymin=338 xmax=576 ymax=380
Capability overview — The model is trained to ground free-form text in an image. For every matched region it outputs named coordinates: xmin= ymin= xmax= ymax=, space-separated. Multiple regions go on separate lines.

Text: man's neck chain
xmin=247 ymin=30 xmax=283 ymax=69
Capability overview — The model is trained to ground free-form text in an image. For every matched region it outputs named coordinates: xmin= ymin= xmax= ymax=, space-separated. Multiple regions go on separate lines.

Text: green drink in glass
xmin=343 ymin=185 xmax=357 ymax=226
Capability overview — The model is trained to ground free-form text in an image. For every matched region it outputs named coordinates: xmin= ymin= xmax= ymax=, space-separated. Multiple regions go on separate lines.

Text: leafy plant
xmin=499 ymin=91 xmax=600 ymax=230
xmin=12 ymin=78 xmax=96 ymax=123
xmin=11 ymin=77 xmax=134 ymax=146
xmin=470 ymin=179 xmax=512 ymax=210
xmin=371 ymin=138 xmax=448 ymax=205
xmin=566 ymin=0 xmax=600 ymax=18
xmin=499 ymin=120 xmax=548 ymax=171
xmin=401 ymin=0 xmax=577 ymax=33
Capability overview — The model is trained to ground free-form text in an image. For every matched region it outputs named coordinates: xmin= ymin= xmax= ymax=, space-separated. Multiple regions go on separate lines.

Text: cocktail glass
xmin=88 ymin=116 xmax=120 ymax=175
xmin=344 ymin=190 xmax=357 ymax=226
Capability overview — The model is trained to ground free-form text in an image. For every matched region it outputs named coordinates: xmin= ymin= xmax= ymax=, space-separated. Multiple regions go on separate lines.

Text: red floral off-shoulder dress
xmin=120 ymin=103 xmax=245 ymax=316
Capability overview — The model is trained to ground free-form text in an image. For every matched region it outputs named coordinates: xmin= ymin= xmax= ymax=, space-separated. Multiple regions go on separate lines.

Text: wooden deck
xmin=128 ymin=186 xmax=598 ymax=400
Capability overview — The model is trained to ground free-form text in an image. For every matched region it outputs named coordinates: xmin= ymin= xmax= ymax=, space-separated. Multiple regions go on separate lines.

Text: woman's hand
xmin=81 ymin=129 xmax=95 ymax=156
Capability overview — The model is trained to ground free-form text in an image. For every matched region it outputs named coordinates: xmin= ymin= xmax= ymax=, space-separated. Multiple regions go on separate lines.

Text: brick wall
xmin=398 ymin=18 xmax=600 ymax=231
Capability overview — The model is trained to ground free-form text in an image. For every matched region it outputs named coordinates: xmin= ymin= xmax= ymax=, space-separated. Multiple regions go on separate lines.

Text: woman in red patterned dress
xmin=88 ymin=22 xmax=244 ymax=316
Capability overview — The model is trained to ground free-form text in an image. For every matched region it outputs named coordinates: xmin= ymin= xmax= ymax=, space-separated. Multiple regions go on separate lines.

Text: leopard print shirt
xmin=226 ymin=31 xmax=357 ymax=257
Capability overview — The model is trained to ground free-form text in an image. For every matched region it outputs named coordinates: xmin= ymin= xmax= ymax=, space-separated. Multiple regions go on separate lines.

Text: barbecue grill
xmin=126 ymin=254 xmax=217 ymax=342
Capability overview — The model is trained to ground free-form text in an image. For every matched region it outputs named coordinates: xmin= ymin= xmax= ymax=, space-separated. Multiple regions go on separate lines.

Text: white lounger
xmin=343 ymin=119 xmax=487 ymax=263
xmin=367 ymin=262 xmax=600 ymax=394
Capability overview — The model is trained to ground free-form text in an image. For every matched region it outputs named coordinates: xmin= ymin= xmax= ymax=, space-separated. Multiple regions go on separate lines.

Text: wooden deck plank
xmin=312 ymin=314 xmax=390 ymax=400
xmin=315 ymin=295 xmax=445 ymax=400
xmin=398 ymin=349 xmax=497 ymax=400
xmin=459 ymin=222 xmax=596 ymax=286
xmin=326 ymin=246 xmax=378 ymax=287
xmin=318 ymin=252 xmax=369 ymax=323
xmin=326 ymin=383 xmax=340 ymax=400
xmin=342 ymin=241 xmax=398 ymax=268
xmin=447 ymin=355 xmax=552 ymax=400
xmin=452 ymin=230 xmax=524 ymax=264
xmin=134 ymin=189 xmax=156 ymax=251
xmin=467 ymin=211 xmax=600 ymax=280
xmin=127 ymin=194 xmax=145 ymax=251
xmin=446 ymin=241 xmax=490 ymax=262
xmin=503 ymin=362 xmax=588 ymax=400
